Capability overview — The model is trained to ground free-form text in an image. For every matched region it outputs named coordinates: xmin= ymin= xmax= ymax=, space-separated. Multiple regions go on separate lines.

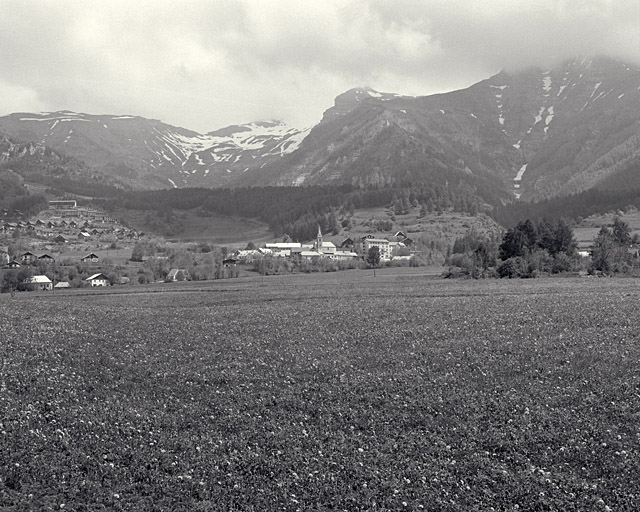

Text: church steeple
xmin=316 ymin=225 xmax=323 ymax=252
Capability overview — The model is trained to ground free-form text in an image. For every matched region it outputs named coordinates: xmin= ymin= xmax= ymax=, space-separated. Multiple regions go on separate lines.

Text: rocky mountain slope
xmin=1 ymin=133 xmax=50 ymax=162
xmin=0 ymin=112 xmax=310 ymax=189
xmin=245 ymin=57 xmax=640 ymax=203
xmin=0 ymin=56 xmax=638 ymax=203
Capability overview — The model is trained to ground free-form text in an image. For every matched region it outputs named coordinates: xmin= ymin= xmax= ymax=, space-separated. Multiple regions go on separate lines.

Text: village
xmin=0 ymin=199 xmax=417 ymax=292
xmin=235 ymin=226 xmax=413 ymax=263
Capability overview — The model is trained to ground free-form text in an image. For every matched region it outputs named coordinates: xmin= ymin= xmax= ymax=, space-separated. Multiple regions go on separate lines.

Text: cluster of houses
xmin=1 ymin=200 xmax=144 ymax=244
xmin=20 ymin=272 xmax=110 ymax=291
xmin=0 ymin=248 xmax=101 ymax=269
xmin=236 ymin=229 xmax=414 ymax=263
xmin=0 ymin=245 xmax=110 ymax=290
xmin=0 ymin=199 xmax=147 ymax=292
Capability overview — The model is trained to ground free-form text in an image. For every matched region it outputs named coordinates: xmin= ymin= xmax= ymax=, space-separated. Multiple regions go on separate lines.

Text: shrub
xmin=497 ymin=257 xmax=529 ymax=278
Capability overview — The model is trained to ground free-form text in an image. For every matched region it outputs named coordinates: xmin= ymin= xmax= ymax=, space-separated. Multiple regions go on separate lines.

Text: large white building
xmin=363 ymin=238 xmax=392 ymax=261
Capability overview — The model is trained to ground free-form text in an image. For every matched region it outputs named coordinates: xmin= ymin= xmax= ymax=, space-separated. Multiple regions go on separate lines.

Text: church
xmin=261 ymin=226 xmax=358 ymax=260
xmin=313 ymin=225 xmax=337 ymax=256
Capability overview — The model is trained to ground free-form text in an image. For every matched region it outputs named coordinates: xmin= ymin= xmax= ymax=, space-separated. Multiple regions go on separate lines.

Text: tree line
xmin=448 ymin=218 xmax=579 ymax=278
xmin=447 ymin=216 xmax=640 ymax=278
xmin=493 ymin=186 xmax=640 ymax=228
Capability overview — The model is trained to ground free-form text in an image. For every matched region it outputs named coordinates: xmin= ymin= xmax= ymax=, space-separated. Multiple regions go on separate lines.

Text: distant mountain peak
xmin=321 ymin=86 xmax=412 ymax=122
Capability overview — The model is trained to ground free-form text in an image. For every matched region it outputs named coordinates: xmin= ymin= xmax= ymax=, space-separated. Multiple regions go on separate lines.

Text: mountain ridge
xmin=0 ymin=112 xmax=311 ymax=190
xmin=248 ymin=56 xmax=640 ymax=202
xmin=0 ymin=55 xmax=638 ymax=206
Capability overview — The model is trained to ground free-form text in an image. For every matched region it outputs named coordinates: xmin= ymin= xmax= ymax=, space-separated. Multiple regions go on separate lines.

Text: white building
xmin=85 ymin=273 xmax=110 ymax=287
xmin=23 ymin=275 xmax=53 ymax=291
xmin=364 ymin=238 xmax=392 ymax=261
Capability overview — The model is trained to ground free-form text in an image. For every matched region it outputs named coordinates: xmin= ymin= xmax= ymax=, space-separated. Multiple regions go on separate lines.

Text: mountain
xmin=0 ymin=56 xmax=638 ymax=204
xmin=241 ymin=56 xmax=640 ymax=203
xmin=0 ymin=112 xmax=310 ymax=189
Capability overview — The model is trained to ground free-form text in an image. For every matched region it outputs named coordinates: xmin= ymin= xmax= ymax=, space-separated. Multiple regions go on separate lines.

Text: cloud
xmin=0 ymin=81 xmax=46 ymax=115
xmin=0 ymin=0 xmax=637 ymax=132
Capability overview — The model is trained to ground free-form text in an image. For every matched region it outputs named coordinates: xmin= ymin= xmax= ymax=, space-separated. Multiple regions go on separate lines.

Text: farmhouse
xmin=38 ymin=254 xmax=55 ymax=264
xmin=85 ymin=273 xmax=110 ymax=287
xmin=2 ymin=260 xmax=21 ymax=270
xmin=54 ymin=281 xmax=71 ymax=289
xmin=23 ymin=275 xmax=53 ymax=291
xmin=166 ymin=268 xmax=191 ymax=282
xmin=21 ymin=251 xmax=38 ymax=265
xmin=340 ymin=237 xmax=354 ymax=249
xmin=222 ymin=258 xmax=237 ymax=267
xmin=81 ymin=253 xmax=100 ymax=263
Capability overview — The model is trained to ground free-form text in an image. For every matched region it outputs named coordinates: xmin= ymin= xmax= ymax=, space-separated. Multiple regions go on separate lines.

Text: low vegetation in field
xmin=1 ymin=277 xmax=639 ymax=510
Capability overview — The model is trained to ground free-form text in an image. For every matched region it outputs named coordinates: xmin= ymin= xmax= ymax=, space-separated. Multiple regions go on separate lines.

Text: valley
xmin=1 ymin=55 xmax=640 ymax=288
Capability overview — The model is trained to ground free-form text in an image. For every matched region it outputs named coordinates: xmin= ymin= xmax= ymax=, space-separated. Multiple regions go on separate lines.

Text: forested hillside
xmin=99 ymin=182 xmax=485 ymax=241
xmin=494 ymin=186 xmax=640 ymax=228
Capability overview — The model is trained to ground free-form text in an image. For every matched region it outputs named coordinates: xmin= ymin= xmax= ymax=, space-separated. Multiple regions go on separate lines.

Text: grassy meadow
xmin=1 ymin=272 xmax=639 ymax=510
xmin=574 ymin=210 xmax=640 ymax=250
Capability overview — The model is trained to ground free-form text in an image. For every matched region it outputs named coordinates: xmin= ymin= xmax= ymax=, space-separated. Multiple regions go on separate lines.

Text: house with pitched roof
xmin=81 ymin=253 xmax=100 ymax=263
xmin=2 ymin=260 xmax=20 ymax=270
xmin=85 ymin=273 xmax=110 ymax=287
xmin=23 ymin=275 xmax=53 ymax=291
xmin=21 ymin=251 xmax=38 ymax=265
xmin=38 ymin=254 xmax=55 ymax=264
xmin=166 ymin=268 xmax=190 ymax=282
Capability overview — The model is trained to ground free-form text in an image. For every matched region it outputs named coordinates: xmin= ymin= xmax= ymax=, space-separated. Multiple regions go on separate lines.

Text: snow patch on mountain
xmin=513 ymin=164 xmax=528 ymax=199
xmin=532 ymin=107 xmax=545 ymax=128
xmin=545 ymin=106 xmax=554 ymax=121
xmin=515 ymin=164 xmax=528 ymax=181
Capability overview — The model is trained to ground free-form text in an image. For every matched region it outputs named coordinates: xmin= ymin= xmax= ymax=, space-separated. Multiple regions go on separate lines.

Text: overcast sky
xmin=1 ymin=0 xmax=638 ymax=133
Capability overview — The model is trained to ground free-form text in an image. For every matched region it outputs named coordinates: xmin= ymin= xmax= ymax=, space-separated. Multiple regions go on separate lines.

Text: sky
xmin=0 ymin=0 xmax=638 ymax=133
